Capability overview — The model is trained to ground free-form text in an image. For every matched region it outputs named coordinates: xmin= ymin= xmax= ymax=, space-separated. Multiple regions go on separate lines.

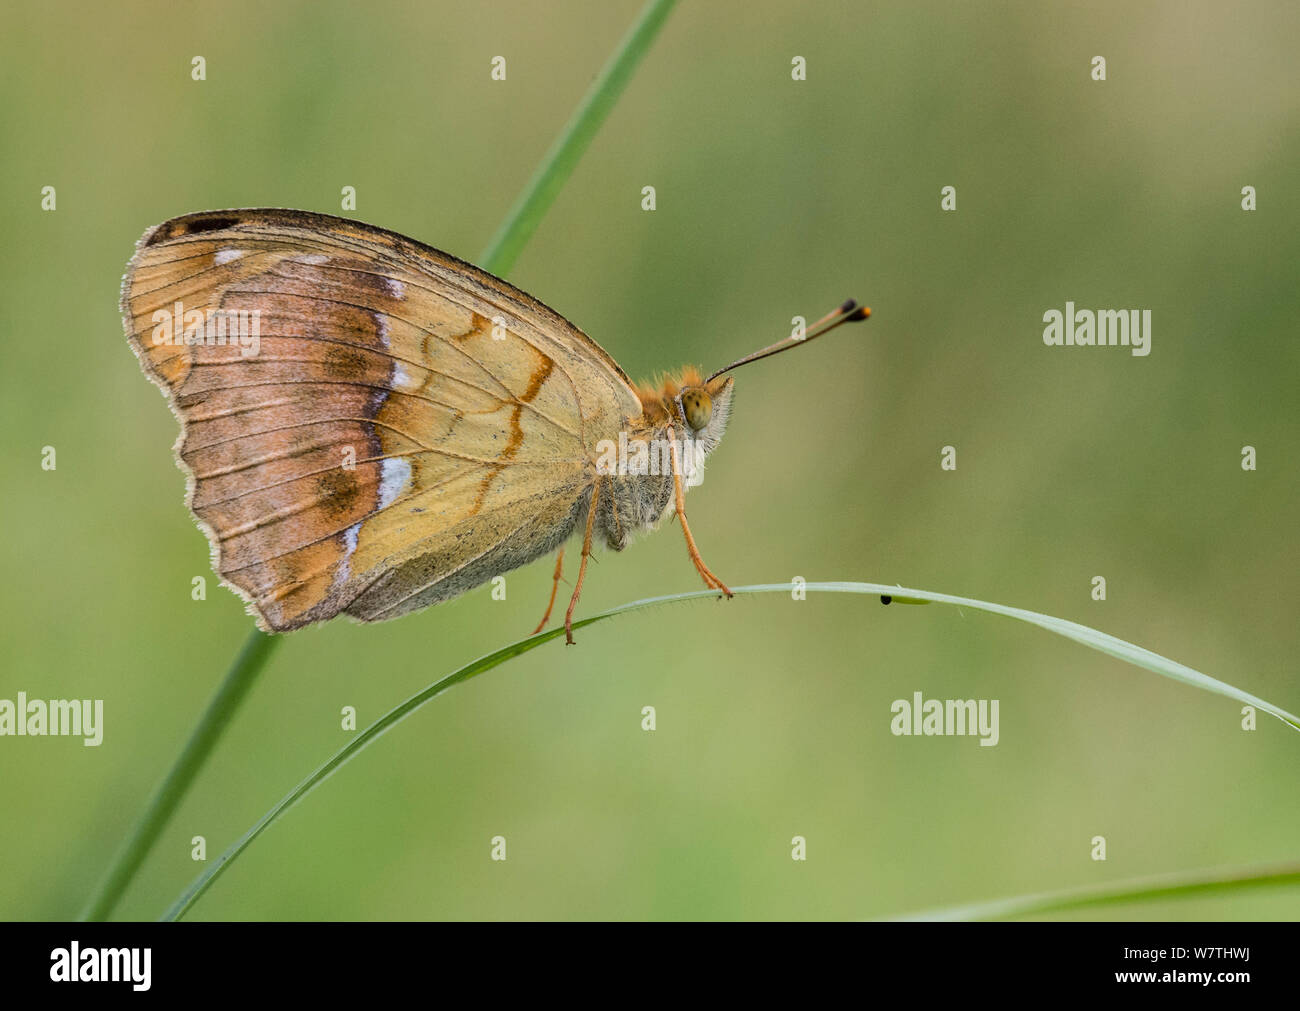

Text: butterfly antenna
xmin=706 ymin=298 xmax=870 ymax=383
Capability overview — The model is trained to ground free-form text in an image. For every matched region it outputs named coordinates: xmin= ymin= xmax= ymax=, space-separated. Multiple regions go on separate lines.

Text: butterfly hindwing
xmin=121 ymin=209 xmax=642 ymax=630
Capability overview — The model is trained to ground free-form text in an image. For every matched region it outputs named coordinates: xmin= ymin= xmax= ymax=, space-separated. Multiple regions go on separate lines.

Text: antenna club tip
xmin=847 ymin=306 xmax=870 ymax=321
xmin=839 ymin=298 xmax=858 ymax=314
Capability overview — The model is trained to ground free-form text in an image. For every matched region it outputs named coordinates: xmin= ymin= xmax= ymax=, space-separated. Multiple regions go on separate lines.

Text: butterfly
xmin=120 ymin=209 xmax=868 ymax=642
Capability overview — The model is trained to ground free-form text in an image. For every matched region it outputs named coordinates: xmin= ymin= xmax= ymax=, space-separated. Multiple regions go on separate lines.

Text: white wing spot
xmin=393 ymin=362 xmax=422 ymax=391
xmin=379 ymin=458 xmax=412 ymax=509
xmin=214 ymin=249 xmax=244 ymax=265
xmin=333 ymin=521 xmax=362 ymax=589
xmin=293 ymin=253 xmax=330 ymax=265
xmin=383 ymin=278 xmax=406 ymax=299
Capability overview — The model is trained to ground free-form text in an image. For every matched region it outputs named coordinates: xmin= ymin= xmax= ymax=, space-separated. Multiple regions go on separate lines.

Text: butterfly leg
xmin=564 ymin=481 xmax=602 ymax=645
xmin=531 ymin=546 xmax=565 ymax=635
xmin=666 ymin=425 xmax=733 ymax=598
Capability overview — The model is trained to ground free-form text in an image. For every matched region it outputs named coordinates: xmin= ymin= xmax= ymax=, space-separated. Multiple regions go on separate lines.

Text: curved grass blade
xmin=808 ymin=581 xmax=1298 ymax=731
xmin=894 ymin=860 xmax=1300 ymax=921
xmin=162 ymin=581 xmax=1299 ymax=920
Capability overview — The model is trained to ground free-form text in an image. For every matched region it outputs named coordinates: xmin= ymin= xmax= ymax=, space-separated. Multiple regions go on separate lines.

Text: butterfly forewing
xmin=121 ymin=209 xmax=641 ymax=631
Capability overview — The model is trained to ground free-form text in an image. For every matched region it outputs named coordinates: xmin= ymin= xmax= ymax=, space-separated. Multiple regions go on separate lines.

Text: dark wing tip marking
xmin=143 ymin=213 xmax=244 ymax=247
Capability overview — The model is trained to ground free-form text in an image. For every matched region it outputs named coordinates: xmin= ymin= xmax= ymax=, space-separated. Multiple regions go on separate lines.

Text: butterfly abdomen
xmin=598 ymin=469 xmax=676 ymax=551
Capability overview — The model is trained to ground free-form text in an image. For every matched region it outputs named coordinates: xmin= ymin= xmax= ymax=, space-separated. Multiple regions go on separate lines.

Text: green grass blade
xmin=895 ymin=861 xmax=1300 ymax=921
xmin=478 ymin=0 xmax=679 ymax=276
xmin=162 ymin=581 xmax=1299 ymax=920
xmin=82 ymin=0 xmax=679 ymax=922
xmin=812 ymin=581 xmax=1299 ymax=731
xmin=79 ymin=628 xmax=276 ymax=921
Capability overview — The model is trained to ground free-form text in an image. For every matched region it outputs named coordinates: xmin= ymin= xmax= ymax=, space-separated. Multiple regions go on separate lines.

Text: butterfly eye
xmin=681 ymin=389 xmax=713 ymax=431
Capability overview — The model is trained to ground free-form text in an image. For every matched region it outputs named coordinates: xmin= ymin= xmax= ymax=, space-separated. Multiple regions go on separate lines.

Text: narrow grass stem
xmin=478 ymin=0 xmax=679 ymax=276
xmin=79 ymin=629 xmax=276 ymax=920
xmin=896 ymin=861 xmax=1300 ymax=921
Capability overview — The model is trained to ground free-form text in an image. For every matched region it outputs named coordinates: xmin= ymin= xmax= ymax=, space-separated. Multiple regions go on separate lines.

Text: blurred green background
xmin=2 ymin=0 xmax=1297 ymax=921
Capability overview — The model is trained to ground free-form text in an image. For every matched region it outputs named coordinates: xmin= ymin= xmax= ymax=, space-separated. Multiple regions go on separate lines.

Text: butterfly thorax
xmin=593 ymin=369 xmax=734 ymax=551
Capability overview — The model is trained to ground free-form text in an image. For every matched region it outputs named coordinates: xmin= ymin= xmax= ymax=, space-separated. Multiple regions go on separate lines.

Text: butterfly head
xmin=637 ymin=367 xmax=734 ymax=453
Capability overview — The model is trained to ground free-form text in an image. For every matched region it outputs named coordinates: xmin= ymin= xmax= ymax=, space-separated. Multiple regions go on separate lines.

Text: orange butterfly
xmin=121 ymin=209 xmax=867 ymax=642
